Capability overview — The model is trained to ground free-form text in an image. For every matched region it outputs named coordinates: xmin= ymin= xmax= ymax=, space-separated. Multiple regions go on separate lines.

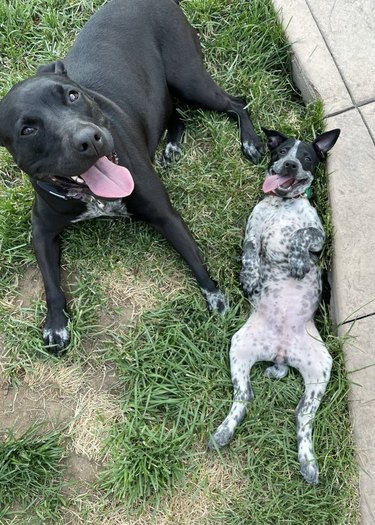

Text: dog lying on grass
xmin=0 ymin=0 xmax=265 ymax=353
xmin=209 ymin=128 xmax=340 ymax=484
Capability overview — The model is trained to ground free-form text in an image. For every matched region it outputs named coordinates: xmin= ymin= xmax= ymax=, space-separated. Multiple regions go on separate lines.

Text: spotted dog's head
xmin=261 ymin=128 xmax=340 ymax=198
xmin=0 ymin=61 xmax=134 ymax=199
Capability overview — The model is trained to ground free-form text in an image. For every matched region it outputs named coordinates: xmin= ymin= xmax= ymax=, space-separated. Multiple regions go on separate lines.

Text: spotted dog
xmin=209 ymin=128 xmax=340 ymax=484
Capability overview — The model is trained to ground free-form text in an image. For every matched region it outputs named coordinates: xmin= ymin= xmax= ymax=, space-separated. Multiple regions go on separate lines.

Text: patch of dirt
xmin=13 ymin=266 xmax=45 ymax=309
xmin=0 ymin=362 xmax=123 ymax=508
xmin=62 ymin=453 xmax=246 ymax=525
xmin=14 ymin=265 xmax=80 ymax=309
xmin=64 ymin=453 xmax=100 ymax=497
xmin=99 ymin=265 xmax=187 ymax=325
xmin=85 ymin=364 xmax=119 ymax=393
xmin=0 ymin=383 xmax=74 ymax=437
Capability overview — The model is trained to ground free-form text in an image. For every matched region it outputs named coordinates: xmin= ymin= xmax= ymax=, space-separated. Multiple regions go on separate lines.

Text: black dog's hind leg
xmin=171 ymin=72 xmax=264 ymax=164
xmin=162 ymin=22 xmax=264 ymax=164
xmin=162 ymin=107 xmax=186 ymax=164
xmin=32 ymin=211 xmax=69 ymax=353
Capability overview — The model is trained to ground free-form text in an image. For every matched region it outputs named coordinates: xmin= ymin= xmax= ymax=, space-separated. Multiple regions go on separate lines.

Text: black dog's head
xmin=261 ymin=128 xmax=340 ymax=198
xmin=0 ymin=61 xmax=133 ymax=199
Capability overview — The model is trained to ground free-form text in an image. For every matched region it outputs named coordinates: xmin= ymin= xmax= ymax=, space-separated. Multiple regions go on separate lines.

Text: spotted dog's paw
xmin=201 ymin=288 xmax=229 ymax=315
xmin=43 ymin=314 xmax=70 ymax=355
xmin=289 ymin=252 xmax=310 ymax=280
xmin=240 ymin=268 xmax=259 ymax=297
xmin=264 ymin=364 xmax=289 ymax=379
xmin=241 ymin=138 xmax=265 ymax=165
xmin=162 ymin=142 xmax=182 ymax=164
xmin=208 ymin=425 xmax=233 ymax=449
xmin=300 ymin=460 xmax=319 ymax=485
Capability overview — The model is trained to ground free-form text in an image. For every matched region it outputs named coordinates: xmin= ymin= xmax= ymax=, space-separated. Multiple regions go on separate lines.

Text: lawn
xmin=0 ymin=0 xmax=359 ymax=524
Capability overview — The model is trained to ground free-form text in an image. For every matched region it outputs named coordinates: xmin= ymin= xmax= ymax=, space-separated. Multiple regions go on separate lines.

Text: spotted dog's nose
xmin=283 ymin=160 xmax=298 ymax=175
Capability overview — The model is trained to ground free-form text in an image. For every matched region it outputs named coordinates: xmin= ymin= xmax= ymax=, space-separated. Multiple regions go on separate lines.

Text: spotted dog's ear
xmin=36 ymin=60 xmax=67 ymax=76
xmin=313 ymin=129 xmax=341 ymax=160
xmin=262 ymin=128 xmax=288 ymax=150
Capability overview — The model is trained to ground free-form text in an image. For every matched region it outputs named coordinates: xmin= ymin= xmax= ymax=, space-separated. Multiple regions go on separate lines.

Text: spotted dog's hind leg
xmin=162 ymin=107 xmax=186 ymax=164
xmin=208 ymin=323 xmax=258 ymax=448
xmin=289 ymin=325 xmax=332 ymax=485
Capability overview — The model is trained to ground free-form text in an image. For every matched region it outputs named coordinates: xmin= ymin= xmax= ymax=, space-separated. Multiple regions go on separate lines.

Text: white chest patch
xmin=71 ymin=198 xmax=129 ymax=223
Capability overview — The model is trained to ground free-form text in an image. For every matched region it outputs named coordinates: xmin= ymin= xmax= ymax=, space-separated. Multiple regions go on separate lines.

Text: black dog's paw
xmin=162 ymin=142 xmax=182 ymax=165
xmin=241 ymin=138 xmax=265 ymax=165
xmin=42 ymin=316 xmax=70 ymax=355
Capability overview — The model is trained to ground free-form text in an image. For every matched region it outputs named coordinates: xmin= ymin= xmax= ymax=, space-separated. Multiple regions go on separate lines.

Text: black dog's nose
xmin=73 ymin=126 xmax=105 ymax=156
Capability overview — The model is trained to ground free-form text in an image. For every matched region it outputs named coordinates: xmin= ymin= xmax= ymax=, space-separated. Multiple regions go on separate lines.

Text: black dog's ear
xmin=36 ymin=60 xmax=67 ymax=76
xmin=313 ymin=129 xmax=340 ymax=160
xmin=262 ymin=128 xmax=288 ymax=150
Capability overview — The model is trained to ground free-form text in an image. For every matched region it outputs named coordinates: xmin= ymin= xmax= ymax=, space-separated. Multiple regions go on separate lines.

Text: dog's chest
xmin=258 ymin=199 xmax=313 ymax=258
xmin=71 ymin=198 xmax=128 ymax=223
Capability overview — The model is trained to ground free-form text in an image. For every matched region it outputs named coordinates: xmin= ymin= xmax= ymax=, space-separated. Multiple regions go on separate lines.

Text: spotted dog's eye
xmin=305 ymin=155 xmax=312 ymax=162
xmin=68 ymin=90 xmax=80 ymax=102
xmin=279 ymin=148 xmax=287 ymax=155
xmin=21 ymin=126 xmax=36 ymax=136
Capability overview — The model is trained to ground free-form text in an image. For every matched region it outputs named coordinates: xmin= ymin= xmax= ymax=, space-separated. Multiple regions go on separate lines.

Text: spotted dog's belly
xmin=71 ymin=198 xmax=129 ymax=223
xmin=252 ymin=198 xmax=323 ymax=325
xmin=256 ymin=267 xmax=321 ymax=327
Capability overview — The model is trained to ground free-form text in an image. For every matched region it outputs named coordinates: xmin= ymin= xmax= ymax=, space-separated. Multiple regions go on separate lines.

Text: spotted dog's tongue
xmin=80 ymin=156 xmax=134 ymax=198
xmin=262 ymin=174 xmax=295 ymax=194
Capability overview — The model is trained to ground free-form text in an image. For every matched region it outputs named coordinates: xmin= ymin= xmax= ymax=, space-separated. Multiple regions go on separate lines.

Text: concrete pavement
xmin=272 ymin=1 xmax=375 ymax=523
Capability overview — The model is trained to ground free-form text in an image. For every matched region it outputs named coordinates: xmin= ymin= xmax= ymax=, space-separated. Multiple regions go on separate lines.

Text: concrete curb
xmin=272 ymin=0 xmax=353 ymax=116
xmin=272 ymin=1 xmax=375 ymax=523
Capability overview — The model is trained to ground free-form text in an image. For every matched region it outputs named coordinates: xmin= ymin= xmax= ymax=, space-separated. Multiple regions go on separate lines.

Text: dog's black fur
xmin=0 ymin=0 xmax=264 ymax=352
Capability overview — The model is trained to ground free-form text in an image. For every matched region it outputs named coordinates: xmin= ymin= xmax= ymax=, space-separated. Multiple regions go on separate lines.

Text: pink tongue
xmin=80 ymin=156 xmax=134 ymax=198
xmin=262 ymin=174 xmax=294 ymax=194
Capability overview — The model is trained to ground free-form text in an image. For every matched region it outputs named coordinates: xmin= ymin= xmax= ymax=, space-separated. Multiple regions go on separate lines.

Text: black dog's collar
xmin=37 ymin=180 xmax=71 ymax=200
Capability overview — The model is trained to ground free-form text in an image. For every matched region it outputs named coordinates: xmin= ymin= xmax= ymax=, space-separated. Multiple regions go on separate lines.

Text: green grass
xmin=0 ymin=0 xmax=359 ymax=524
xmin=0 ymin=425 xmax=65 ymax=523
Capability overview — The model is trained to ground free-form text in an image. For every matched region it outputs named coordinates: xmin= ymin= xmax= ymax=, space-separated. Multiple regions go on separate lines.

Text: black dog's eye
xmin=21 ymin=126 xmax=36 ymax=136
xmin=68 ymin=90 xmax=80 ymax=102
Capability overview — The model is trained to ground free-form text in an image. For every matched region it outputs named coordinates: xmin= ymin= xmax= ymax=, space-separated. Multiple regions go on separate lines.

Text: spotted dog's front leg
xmin=240 ymin=237 xmax=260 ymax=296
xmin=240 ymin=211 xmax=263 ymax=297
xmin=289 ymin=227 xmax=325 ymax=280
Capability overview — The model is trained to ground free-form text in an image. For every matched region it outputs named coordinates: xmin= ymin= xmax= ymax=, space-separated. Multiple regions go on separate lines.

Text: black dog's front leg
xmin=289 ymin=227 xmax=325 ymax=280
xmin=151 ymin=209 xmax=228 ymax=313
xmin=32 ymin=215 xmax=69 ymax=353
xmin=132 ymin=177 xmax=228 ymax=314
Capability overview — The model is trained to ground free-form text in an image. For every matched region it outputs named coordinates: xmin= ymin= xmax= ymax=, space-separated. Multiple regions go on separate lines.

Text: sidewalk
xmin=272 ymin=0 xmax=375 ymax=523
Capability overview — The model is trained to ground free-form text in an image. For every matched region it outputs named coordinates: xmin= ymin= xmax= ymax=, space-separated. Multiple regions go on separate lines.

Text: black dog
xmin=0 ymin=0 xmax=264 ymax=352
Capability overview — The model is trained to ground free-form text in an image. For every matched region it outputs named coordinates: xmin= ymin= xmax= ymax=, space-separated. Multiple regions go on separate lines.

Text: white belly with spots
xmin=71 ymin=199 xmax=129 ymax=223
